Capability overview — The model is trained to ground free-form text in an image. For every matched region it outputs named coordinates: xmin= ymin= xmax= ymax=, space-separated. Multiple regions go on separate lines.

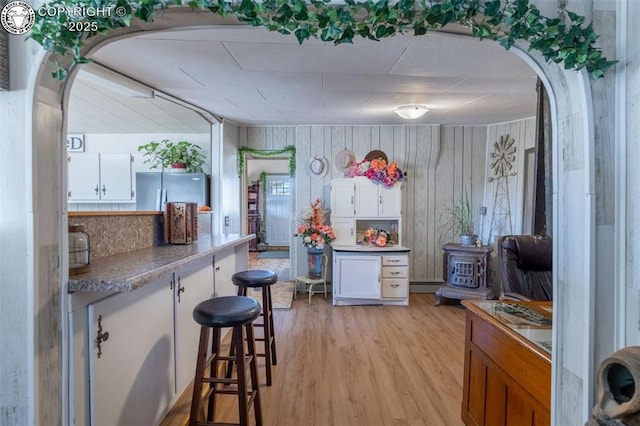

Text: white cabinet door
xmin=174 ymin=257 xmax=214 ymax=394
xmin=379 ymin=184 xmax=403 ymax=217
xmin=88 ymin=278 xmax=174 ymax=426
xmin=68 ymin=153 xmax=100 ymax=201
xmin=354 ymin=181 xmax=379 ymax=217
xmin=330 ymin=179 xmax=355 ymax=217
xmin=214 ymin=247 xmax=237 ymax=298
xmin=334 ymin=254 xmax=381 ymax=299
xmin=100 ymin=153 xmax=133 ymax=201
xmin=68 ymin=153 xmax=133 ymax=202
xmin=331 ymin=218 xmax=355 ymax=246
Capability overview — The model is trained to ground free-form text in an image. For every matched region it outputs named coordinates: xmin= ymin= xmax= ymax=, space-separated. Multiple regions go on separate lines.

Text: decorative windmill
xmin=488 ymin=134 xmax=517 ymax=242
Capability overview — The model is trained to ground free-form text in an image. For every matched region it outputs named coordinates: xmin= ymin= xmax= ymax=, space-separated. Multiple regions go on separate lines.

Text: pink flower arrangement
xmin=295 ymin=199 xmax=336 ymax=249
xmin=362 ymin=227 xmax=392 ymax=247
xmin=347 ymin=157 xmax=406 ymax=187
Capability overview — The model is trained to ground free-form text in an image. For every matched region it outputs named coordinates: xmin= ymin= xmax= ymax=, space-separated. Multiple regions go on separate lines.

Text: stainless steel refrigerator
xmin=135 ymin=172 xmax=210 ymax=210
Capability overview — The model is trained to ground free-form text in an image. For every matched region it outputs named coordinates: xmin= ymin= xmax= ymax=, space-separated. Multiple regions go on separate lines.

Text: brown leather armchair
xmin=496 ymin=235 xmax=552 ymax=301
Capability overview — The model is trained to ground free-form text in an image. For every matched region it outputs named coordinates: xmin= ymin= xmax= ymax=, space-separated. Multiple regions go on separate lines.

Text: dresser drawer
xmin=382 ymin=255 xmax=407 ymax=266
xmin=382 ymin=266 xmax=407 ymax=278
xmin=382 ymin=279 xmax=408 ymax=298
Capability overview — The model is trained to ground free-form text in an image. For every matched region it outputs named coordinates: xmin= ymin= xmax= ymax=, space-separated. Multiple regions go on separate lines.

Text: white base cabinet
xmin=88 ymin=277 xmax=175 ymax=426
xmin=83 ymin=256 xmax=217 ymax=426
xmin=332 ymin=249 xmax=410 ymax=306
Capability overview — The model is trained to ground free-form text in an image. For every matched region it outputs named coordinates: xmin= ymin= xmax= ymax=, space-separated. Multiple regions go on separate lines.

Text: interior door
xmin=265 ymin=175 xmax=291 ymax=247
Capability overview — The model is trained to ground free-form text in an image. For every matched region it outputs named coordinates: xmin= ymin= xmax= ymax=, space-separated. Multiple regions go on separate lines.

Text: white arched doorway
xmin=7 ymin=6 xmax=610 ymax=425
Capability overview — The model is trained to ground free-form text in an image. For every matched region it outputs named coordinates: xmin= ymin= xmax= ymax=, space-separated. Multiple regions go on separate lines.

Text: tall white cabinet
xmin=330 ymin=178 xmax=410 ymax=306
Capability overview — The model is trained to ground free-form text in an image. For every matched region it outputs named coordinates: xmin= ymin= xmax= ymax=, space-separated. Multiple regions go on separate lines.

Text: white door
xmin=265 ymin=175 xmax=291 ymax=247
xmin=174 ymin=257 xmax=214 ymax=393
xmin=100 ymin=153 xmax=133 ymax=201
xmin=68 ymin=153 xmax=100 ymax=201
xmin=88 ymin=278 xmax=174 ymax=426
xmin=335 ymin=254 xmax=381 ymax=299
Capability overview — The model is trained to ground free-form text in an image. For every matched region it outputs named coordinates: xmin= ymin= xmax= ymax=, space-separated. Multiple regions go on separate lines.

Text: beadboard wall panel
xmin=239 ymin=124 xmax=494 ymax=283
xmin=481 ymin=118 xmax=536 ymax=244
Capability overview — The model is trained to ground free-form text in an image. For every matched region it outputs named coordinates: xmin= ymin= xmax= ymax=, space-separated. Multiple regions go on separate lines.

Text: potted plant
xmin=441 ymin=191 xmax=478 ymax=246
xmin=137 ymin=139 xmax=206 ymax=173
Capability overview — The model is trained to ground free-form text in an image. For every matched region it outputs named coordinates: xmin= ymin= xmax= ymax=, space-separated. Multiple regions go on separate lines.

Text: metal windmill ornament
xmin=489 ymin=134 xmax=517 ymax=180
xmin=488 ymin=134 xmax=517 ymax=242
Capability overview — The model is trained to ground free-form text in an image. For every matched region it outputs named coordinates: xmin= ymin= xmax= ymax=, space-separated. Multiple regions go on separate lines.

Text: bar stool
xmin=189 ymin=296 xmax=262 ymax=426
xmin=227 ymin=269 xmax=278 ymax=386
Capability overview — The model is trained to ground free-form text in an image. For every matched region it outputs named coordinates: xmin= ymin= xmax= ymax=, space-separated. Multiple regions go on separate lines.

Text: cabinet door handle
xmin=177 ymin=277 xmax=185 ymax=303
xmin=94 ymin=185 xmax=99 ymax=195
xmin=350 ymin=227 xmax=353 ymax=236
xmin=215 ymin=266 xmax=221 ymax=272
xmin=101 ymin=184 xmax=106 ymax=195
xmin=379 ymin=195 xmax=382 ymax=205
xmin=96 ymin=315 xmax=110 ymax=359
xmin=350 ymin=195 xmax=354 ymax=205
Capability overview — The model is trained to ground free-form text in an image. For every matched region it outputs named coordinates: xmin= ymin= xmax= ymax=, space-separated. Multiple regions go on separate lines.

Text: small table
xmin=461 ymin=300 xmax=552 ymax=425
xmin=436 ymin=243 xmax=494 ymax=305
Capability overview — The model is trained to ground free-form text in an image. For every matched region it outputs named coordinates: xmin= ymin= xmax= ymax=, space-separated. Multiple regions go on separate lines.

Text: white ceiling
xmin=67 ymin=25 xmax=539 ymax=134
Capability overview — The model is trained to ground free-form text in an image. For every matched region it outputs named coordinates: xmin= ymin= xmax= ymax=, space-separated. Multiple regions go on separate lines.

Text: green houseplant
xmin=442 ymin=191 xmax=478 ymax=246
xmin=138 ymin=139 xmax=206 ymax=172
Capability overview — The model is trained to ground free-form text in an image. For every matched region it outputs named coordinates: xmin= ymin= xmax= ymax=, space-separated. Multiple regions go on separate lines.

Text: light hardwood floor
xmin=161 ymin=293 xmax=467 ymax=426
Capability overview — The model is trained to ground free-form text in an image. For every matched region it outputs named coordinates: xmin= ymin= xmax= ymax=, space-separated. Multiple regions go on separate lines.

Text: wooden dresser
xmin=461 ymin=300 xmax=552 ymax=426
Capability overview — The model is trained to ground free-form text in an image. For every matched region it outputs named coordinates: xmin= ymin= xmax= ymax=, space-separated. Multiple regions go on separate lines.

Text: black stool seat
xmin=232 ymin=270 xmax=278 ymax=288
xmin=193 ymin=296 xmax=261 ymax=328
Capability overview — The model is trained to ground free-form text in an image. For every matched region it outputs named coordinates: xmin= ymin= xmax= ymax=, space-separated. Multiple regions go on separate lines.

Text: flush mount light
xmin=394 ymin=104 xmax=430 ymax=120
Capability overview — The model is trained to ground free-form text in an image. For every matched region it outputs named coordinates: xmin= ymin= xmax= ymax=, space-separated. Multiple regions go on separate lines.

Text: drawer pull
xmin=390 ymin=271 xmax=400 ymax=275
xmin=388 ymin=259 xmax=400 ymax=263
xmin=391 ymin=284 xmax=400 ymax=288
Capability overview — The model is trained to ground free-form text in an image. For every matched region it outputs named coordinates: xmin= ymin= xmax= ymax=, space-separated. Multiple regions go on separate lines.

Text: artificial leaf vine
xmin=31 ymin=0 xmax=615 ymax=81
xmin=238 ymin=145 xmax=297 ymax=177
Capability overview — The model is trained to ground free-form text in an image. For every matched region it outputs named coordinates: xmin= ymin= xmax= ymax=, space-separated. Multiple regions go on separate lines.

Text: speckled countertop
xmin=68 ymin=234 xmax=254 ymax=293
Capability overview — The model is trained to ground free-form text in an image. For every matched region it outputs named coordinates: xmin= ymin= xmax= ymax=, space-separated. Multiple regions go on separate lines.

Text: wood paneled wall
xmin=237 ymin=124 xmax=496 ymax=283
xmin=481 ymin=118 xmax=536 ymax=244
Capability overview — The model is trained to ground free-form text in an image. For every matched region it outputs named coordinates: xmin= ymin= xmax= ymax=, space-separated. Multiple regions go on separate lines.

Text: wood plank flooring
xmin=161 ymin=293 xmax=467 ymax=426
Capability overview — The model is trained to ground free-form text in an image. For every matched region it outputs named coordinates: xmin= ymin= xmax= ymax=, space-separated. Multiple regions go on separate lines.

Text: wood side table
xmin=435 ymin=243 xmax=494 ymax=305
xmin=460 ymin=300 xmax=552 ymax=425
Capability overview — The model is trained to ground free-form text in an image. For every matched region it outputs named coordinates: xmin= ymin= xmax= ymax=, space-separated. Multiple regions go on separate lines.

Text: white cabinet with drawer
xmin=333 ymin=249 xmax=409 ymax=306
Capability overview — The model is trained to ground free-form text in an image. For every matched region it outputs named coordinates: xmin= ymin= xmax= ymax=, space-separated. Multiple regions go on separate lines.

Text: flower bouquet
xmin=296 ymin=199 xmax=336 ymax=249
xmin=362 ymin=227 xmax=392 ymax=247
xmin=347 ymin=157 xmax=406 ymax=187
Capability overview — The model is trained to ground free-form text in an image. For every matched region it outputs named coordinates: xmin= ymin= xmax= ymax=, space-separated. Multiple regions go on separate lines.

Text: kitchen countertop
xmin=68 ymin=234 xmax=254 ymax=293
xmin=331 ymin=244 xmax=411 ymax=252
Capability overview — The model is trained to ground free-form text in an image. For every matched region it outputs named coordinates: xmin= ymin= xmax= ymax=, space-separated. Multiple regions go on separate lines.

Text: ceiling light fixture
xmin=394 ymin=104 xmax=429 ymax=120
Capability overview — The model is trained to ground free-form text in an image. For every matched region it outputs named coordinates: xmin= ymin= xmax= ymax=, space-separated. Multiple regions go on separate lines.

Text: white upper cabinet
xmin=331 ymin=178 xmax=402 ymax=218
xmin=330 ymin=178 xmax=356 ymax=217
xmin=68 ymin=152 xmax=133 ymax=202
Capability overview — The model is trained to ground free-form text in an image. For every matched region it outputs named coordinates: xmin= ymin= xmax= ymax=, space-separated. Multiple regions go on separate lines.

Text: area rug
xmin=246 ymin=281 xmax=295 ymax=309
xmin=257 ymin=250 xmax=290 ymax=259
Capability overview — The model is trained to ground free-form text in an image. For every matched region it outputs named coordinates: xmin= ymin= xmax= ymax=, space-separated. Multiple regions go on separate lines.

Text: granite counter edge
xmin=68 ymin=234 xmax=255 ymax=293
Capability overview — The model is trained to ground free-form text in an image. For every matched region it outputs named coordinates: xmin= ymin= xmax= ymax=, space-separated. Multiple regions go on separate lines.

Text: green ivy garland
xmin=238 ymin=145 xmax=297 ymax=177
xmin=30 ymin=0 xmax=615 ymax=81
xmin=259 ymin=170 xmax=267 ymax=189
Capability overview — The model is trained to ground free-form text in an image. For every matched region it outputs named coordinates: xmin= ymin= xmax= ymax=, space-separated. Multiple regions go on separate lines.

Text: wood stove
xmin=435 ymin=243 xmax=494 ymax=305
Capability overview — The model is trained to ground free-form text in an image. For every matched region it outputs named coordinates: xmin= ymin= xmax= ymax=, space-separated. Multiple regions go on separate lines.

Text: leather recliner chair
xmin=496 ymin=235 xmax=553 ymax=301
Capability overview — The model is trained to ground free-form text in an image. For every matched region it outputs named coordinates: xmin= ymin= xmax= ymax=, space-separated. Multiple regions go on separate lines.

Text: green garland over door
xmin=238 ymin=145 xmax=297 ymax=177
